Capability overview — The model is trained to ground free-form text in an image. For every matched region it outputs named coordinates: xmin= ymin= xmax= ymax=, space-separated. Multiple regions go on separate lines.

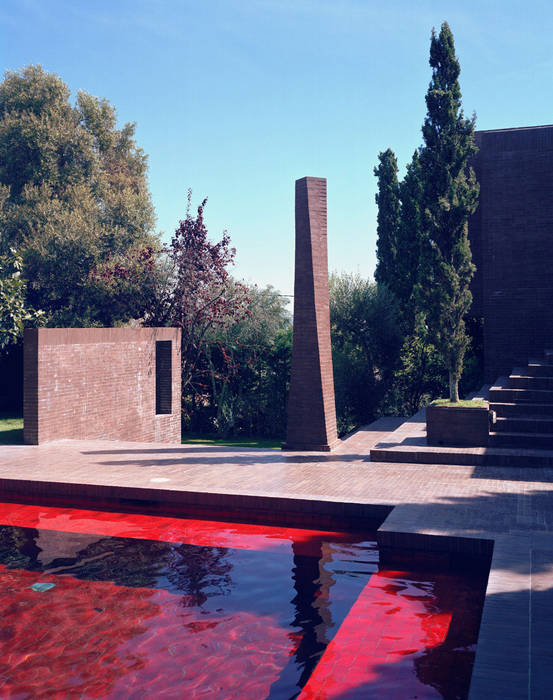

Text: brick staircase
xmin=489 ymin=350 xmax=553 ymax=450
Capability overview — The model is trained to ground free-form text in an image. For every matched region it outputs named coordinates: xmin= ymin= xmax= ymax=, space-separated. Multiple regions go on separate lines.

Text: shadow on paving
xmin=0 ymin=428 xmax=23 ymax=445
xmin=471 ymin=464 xmax=553 ymax=483
xmin=382 ymin=491 xmax=553 ymax=560
xmin=80 ymin=448 xmax=371 ymax=465
xmin=467 ymin=571 xmax=552 ymax=699
xmin=376 ymin=436 xmax=427 ymax=448
xmin=83 ymin=447 xmax=284 ymax=454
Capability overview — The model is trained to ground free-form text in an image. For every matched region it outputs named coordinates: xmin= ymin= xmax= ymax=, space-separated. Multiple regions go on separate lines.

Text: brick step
xmin=494 ymin=416 xmax=553 ymax=434
xmin=508 ymin=375 xmax=553 ymax=390
xmin=489 ymin=387 xmax=553 ymax=404
xmin=488 ymin=431 xmax=553 ymax=450
xmin=490 ymin=402 xmax=553 ymax=417
xmin=522 ymin=363 xmax=553 ymax=377
xmin=370 ymin=445 xmax=553 ymax=468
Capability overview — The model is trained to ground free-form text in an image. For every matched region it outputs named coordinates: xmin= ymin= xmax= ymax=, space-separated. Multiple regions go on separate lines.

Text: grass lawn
xmin=0 ymin=415 xmax=281 ymax=449
xmin=182 ymin=433 xmax=282 ymax=449
xmin=430 ymin=398 xmax=488 ymax=408
xmin=0 ymin=413 xmax=23 ymax=444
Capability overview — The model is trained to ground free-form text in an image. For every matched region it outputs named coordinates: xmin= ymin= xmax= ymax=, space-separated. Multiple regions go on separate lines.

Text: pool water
xmin=0 ymin=501 xmax=487 ymax=699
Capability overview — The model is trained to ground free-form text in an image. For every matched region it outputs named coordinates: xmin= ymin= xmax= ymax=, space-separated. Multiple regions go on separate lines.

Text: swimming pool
xmin=0 ymin=500 xmax=487 ymax=698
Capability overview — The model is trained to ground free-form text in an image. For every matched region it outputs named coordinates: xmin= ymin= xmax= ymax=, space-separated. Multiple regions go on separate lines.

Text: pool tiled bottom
xmin=0 ymin=501 xmax=487 ymax=699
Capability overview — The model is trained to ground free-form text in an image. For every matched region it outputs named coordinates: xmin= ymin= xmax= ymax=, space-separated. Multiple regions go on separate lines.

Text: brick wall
xmin=284 ymin=177 xmax=339 ymax=451
xmin=469 ymin=125 xmax=553 ymax=381
xmin=24 ymin=328 xmax=181 ymax=444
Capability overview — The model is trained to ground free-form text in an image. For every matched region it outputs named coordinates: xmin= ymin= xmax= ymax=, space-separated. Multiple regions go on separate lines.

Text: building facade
xmin=469 ymin=125 xmax=553 ymax=381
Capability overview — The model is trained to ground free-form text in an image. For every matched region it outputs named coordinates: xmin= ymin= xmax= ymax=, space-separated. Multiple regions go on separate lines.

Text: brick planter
xmin=426 ymin=403 xmax=491 ymax=447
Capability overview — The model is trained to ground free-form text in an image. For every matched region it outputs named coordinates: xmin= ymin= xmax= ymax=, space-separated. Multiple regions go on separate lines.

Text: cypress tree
xmin=396 ymin=149 xmax=424 ymax=326
xmin=418 ymin=22 xmax=479 ymax=402
xmin=374 ymin=148 xmax=400 ymax=291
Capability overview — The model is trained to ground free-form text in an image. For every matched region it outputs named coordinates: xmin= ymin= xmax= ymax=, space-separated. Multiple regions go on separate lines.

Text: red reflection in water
xmin=299 ymin=570 xmax=452 ymax=699
xmin=0 ymin=501 xmax=351 ymax=554
xmin=0 ymin=501 xmax=484 ymax=699
xmin=0 ymin=565 xmax=299 ymax=699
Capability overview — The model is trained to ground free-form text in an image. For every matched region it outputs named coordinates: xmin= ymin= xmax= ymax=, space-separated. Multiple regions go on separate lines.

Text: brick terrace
xmin=1 ymin=417 xmax=552 ymax=699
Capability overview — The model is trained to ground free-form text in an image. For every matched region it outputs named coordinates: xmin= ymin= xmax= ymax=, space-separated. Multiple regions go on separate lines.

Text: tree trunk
xmin=449 ymin=371 xmax=459 ymax=403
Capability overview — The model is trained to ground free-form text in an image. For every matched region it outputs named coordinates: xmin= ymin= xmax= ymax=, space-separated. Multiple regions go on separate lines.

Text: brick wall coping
xmin=477 ymin=123 xmax=553 ymax=134
xmin=25 ymin=327 xmax=180 ymax=346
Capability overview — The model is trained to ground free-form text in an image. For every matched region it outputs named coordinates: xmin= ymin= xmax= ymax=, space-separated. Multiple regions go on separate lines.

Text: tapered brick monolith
xmin=283 ymin=177 xmax=340 ymax=451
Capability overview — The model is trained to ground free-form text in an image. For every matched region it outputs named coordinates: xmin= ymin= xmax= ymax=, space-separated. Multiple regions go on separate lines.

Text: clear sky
xmin=2 ymin=0 xmax=553 ymax=295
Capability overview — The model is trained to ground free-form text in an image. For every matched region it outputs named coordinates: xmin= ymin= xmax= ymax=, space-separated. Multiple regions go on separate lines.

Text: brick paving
xmin=0 ymin=415 xmax=552 ymax=698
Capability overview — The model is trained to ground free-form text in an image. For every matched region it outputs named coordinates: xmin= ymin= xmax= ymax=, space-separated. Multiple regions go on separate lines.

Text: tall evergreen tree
xmin=374 ymin=148 xmax=400 ymax=290
xmin=418 ymin=22 xmax=479 ymax=402
xmin=396 ymin=149 xmax=423 ymax=325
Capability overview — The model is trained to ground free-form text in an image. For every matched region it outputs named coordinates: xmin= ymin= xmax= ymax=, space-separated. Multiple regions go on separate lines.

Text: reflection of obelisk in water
xmin=269 ymin=538 xmax=335 ymax=694
xmin=284 ymin=177 xmax=340 ymax=451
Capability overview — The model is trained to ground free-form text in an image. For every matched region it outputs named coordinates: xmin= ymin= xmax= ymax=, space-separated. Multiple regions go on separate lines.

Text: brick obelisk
xmin=283 ymin=177 xmax=340 ymax=451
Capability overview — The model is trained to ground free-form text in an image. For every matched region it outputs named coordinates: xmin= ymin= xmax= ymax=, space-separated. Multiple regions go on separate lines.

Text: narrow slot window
xmin=155 ymin=341 xmax=172 ymax=414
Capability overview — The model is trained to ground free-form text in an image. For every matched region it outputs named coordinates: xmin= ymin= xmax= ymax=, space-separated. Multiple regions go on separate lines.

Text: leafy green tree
xmin=391 ymin=316 xmax=447 ymax=416
xmin=0 ymin=64 xmax=158 ymax=326
xmin=0 ymin=247 xmax=42 ymax=351
xmin=418 ymin=23 xmax=479 ymax=402
xmin=330 ymin=272 xmax=402 ymax=434
xmin=202 ymin=285 xmax=291 ymax=437
xmin=374 ymin=149 xmax=400 ymax=291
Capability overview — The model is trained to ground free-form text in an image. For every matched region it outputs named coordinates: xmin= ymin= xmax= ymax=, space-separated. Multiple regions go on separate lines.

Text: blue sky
xmin=2 ymin=0 xmax=553 ymax=294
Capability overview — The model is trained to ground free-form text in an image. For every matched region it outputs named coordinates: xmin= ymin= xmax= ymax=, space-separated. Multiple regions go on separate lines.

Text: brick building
xmin=469 ymin=125 xmax=553 ymax=381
